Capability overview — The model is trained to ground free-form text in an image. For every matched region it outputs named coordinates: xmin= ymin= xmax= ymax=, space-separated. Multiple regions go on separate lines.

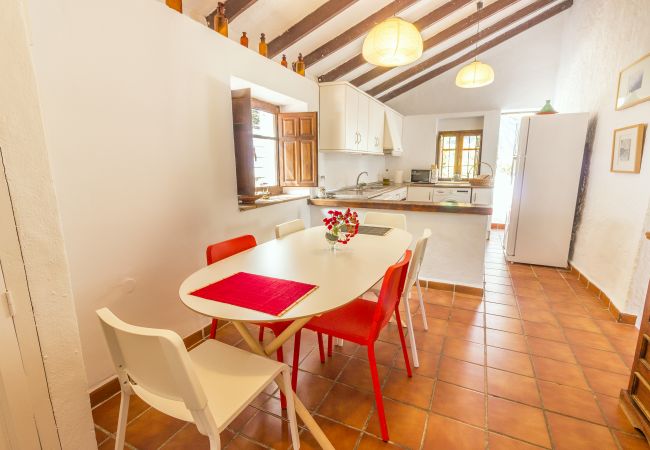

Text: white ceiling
xmin=181 ymin=0 xmax=572 ymax=104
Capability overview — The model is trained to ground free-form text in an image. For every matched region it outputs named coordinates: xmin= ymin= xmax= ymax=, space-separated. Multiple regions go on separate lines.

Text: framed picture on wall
xmin=616 ymin=53 xmax=650 ymax=110
xmin=611 ymin=124 xmax=647 ymax=173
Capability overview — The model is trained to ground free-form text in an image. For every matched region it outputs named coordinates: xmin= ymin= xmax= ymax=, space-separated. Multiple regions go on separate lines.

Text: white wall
xmin=26 ymin=0 xmax=318 ymax=388
xmin=553 ymin=0 xmax=650 ymax=315
xmin=386 ymin=13 xmax=567 ymax=115
xmin=319 ymin=153 xmax=386 ymax=190
xmin=438 ymin=116 xmax=484 ymax=132
xmin=386 ymin=111 xmax=500 ymax=178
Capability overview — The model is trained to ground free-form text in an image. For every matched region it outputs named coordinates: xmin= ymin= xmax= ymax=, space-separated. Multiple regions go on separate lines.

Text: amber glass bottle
xmin=214 ymin=2 xmax=228 ymax=37
xmin=281 ymin=54 xmax=288 ymax=67
xmin=259 ymin=33 xmax=268 ymax=57
xmin=240 ymin=32 xmax=249 ymax=47
xmin=166 ymin=0 xmax=182 ymax=13
xmin=295 ymin=53 xmax=306 ymax=76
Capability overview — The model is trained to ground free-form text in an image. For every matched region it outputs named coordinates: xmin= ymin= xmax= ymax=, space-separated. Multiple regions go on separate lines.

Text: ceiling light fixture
xmin=362 ymin=17 xmax=423 ymax=67
xmin=455 ymin=1 xmax=495 ymax=88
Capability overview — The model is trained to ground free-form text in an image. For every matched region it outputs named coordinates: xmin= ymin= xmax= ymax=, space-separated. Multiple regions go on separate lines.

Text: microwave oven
xmin=410 ymin=169 xmax=433 ymax=183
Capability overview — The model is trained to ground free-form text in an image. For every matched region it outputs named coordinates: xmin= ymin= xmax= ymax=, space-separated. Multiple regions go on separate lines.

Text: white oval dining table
xmin=179 ymin=225 xmax=412 ymax=449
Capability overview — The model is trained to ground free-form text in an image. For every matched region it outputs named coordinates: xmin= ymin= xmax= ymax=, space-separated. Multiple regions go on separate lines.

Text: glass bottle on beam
xmin=214 ymin=2 xmax=228 ymax=37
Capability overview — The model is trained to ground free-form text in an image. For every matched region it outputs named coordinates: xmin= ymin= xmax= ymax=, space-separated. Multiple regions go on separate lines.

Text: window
xmin=231 ymin=88 xmax=318 ymax=199
xmin=251 ymin=99 xmax=279 ymax=189
xmin=436 ymin=130 xmax=483 ymax=180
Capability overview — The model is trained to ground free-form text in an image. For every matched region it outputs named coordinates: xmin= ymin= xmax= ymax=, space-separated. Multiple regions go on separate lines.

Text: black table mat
xmin=357 ymin=225 xmax=392 ymax=236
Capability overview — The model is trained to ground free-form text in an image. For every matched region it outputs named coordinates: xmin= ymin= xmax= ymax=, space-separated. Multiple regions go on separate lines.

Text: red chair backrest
xmin=205 ymin=235 xmax=257 ymax=265
xmin=369 ymin=251 xmax=412 ymax=340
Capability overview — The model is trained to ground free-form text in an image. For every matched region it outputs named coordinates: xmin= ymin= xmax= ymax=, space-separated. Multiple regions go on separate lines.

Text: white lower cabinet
xmin=406 ymin=186 xmax=433 ymax=202
xmin=472 ymin=188 xmax=493 ymax=205
xmin=374 ymin=187 xmax=407 ymax=201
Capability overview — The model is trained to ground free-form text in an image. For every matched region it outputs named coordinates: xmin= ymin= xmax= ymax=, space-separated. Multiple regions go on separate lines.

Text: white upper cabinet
xmin=383 ymin=107 xmax=404 ymax=156
xmin=368 ymin=100 xmax=385 ymax=154
xmin=356 ymin=92 xmax=370 ymax=152
xmin=319 ymin=82 xmax=386 ymax=154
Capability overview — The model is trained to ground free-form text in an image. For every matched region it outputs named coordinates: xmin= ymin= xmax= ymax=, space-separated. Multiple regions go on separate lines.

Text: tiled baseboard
xmin=89 ymin=323 xmax=213 ymax=407
xmin=419 ymin=278 xmax=484 ymax=297
xmin=568 ymin=264 xmax=637 ymax=325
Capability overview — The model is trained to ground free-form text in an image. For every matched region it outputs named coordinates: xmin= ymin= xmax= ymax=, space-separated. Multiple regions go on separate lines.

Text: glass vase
xmin=325 ymin=232 xmax=339 ymax=251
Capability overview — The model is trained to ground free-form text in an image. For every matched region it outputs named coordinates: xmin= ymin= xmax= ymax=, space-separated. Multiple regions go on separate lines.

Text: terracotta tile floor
xmin=92 ymin=231 xmax=650 ymax=449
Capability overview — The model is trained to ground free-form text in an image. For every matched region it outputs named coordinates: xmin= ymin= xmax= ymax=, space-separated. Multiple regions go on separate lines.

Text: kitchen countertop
xmin=308 ymin=197 xmax=492 ymax=215
xmin=407 ymin=182 xmax=494 ymax=189
xmin=239 ymin=194 xmax=309 ymax=211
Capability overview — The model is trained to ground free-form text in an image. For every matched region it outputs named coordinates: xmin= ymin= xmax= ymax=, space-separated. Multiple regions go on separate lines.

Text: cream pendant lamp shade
xmin=362 ymin=17 xmax=423 ymax=67
xmin=456 ymin=60 xmax=495 ymax=88
xmin=455 ymin=1 xmax=495 ymax=88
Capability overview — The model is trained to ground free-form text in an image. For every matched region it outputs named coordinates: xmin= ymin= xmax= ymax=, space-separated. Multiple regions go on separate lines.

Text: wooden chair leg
xmin=209 ymin=436 xmax=221 ymax=450
xmin=327 ymin=334 xmax=333 ymax=357
xmin=283 ymin=368 xmax=301 ymax=450
xmin=317 ymin=332 xmax=325 ymax=363
xmin=368 ymin=344 xmax=389 ymax=442
xmin=394 ymin=308 xmax=412 ymax=377
xmin=276 ymin=346 xmax=287 ymax=410
xmin=258 ymin=326 xmax=265 ymax=342
xmin=209 ymin=319 xmax=218 ymax=339
xmin=291 ymin=330 xmax=301 ymax=391
xmin=115 ymin=391 xmax=130 ymax=450
xmin=416 ymin=281 xmax=428 ymax=331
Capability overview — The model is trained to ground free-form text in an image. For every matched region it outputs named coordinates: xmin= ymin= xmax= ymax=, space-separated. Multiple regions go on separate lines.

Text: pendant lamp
xmin=362 ymin=17 xmax=423 ymax=67
xmin=456 ymin=1 xmax=495 ymax=88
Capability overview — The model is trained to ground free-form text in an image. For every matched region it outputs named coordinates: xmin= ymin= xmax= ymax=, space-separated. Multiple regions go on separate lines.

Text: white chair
xmin=400 ymin=228 xmax=432 ymax=368
xmin=363 ymin=212 xmax=407 ymax=230
xmin=365 ymin=228 xmax=430 ymax=367
xmin=275 ymin=218 xmax=305 ymax=239
xmin=96 ymin=308 xmax=300 ymax=450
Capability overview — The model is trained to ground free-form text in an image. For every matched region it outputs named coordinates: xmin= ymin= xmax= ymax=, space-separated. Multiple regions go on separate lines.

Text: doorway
xmin=493 ymin=112 xmax=535 ymax=224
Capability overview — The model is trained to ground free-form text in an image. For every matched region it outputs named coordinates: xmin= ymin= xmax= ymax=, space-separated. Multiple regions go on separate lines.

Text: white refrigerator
xmin=504 ymin=113 xmax=589 ymax=267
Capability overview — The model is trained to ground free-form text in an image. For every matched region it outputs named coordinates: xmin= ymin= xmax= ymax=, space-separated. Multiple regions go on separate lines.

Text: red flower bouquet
xmin=323 ymin=208 xmax=359 ymax=249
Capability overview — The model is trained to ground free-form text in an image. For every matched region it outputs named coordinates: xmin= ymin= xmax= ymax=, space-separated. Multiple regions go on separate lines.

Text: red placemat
xmin=189 ymin=272 xmax=318 ymax=316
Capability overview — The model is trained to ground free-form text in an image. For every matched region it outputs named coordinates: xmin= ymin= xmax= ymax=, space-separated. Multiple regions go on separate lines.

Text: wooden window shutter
xmin=231 ymin=88 xmax=255 ymax=196
xmin=278 ymin=112 xmax=318 ymax=187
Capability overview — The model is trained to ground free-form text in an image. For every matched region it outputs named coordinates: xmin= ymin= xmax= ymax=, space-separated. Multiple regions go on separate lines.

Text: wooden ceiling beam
xmin=303 ymin=0 xmax=421 ymax=68
xmin=378 ymin=0 xmax=573 ymax=102
xmin=206 ymin=0 xmax=258 ymax=28
xmin=352 ymin=0 xmax=520 ymax=87
xmin=318 ymin=0 xmax=473 ymax=83
xmin=367 ymin=0 xmax=556 ymax=96
xmin=267 ymin=0 xmax=359 ymax=59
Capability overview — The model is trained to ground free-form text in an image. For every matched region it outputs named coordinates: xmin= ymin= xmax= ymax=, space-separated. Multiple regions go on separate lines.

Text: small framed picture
xmin=616 ymin=53 xmax=650 ymax=110
xmin=611 ymin=124 xmax=647 ymax=173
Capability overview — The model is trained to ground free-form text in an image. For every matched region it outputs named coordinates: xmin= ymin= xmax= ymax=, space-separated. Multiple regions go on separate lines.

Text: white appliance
xmin=505 ymin=113 xmax=589 ymax=267
xmin=432 ymin=187 xmax=472 ymax=203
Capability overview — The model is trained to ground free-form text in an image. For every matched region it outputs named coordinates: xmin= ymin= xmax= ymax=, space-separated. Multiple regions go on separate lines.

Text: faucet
xmin=356 ymin=171 xmax=369 ymax=189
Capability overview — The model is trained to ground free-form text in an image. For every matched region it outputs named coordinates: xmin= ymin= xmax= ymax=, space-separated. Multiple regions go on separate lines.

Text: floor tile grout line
xmin=557 ymin=266 xmax=626 ymax=449
xmin=94 ymin=231 xmax=640 ymax=450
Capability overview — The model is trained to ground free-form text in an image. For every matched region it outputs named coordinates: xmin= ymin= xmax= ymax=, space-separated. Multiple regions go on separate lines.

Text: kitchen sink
xmin=330 ymin=183 xmax=400 ymax=199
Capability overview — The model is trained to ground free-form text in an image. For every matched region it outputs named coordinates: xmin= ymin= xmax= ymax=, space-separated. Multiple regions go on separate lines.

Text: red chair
xmin=205 ymin=234 xmax=300 ymax=409
xmin=304 ymin=251 xmax=412 ymax=442
xmin=206 ymin=234 xmax=258 ymax=338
